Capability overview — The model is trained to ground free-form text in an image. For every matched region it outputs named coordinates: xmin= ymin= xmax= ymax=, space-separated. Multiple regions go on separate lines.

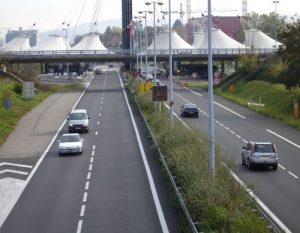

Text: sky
xmin=0 ymin=0 xmax=300 ymax=33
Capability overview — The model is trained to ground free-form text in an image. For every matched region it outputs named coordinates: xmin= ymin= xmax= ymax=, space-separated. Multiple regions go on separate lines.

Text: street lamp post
xmin=168 ymin=0 xmax=174 ymax=124
xmin=145 ymin=1 xmax=163 ymax=86
xmin=273 ymin=0 xmax=279 ymax=49
xmin=139 ymin=10 xmax=149 ymax=75
xmin=63 ymin=22 xmax=70 ymax=79
xmin=207 ymin=0 xmax=215 ymax=176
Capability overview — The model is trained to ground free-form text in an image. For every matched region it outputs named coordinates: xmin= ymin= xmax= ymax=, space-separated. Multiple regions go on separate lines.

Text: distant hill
xmin=40 ymin=19 xmax=121 ymax=43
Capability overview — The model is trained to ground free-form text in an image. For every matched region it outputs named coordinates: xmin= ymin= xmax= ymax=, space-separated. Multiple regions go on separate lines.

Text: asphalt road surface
xmin=164 ymin=80 xmax=300 ymax=233
xmin=0 ymin=71 xmax=180 ymax=233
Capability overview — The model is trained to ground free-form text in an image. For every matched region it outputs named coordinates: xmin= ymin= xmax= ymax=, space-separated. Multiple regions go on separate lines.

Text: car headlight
xmin=69 ymin=124 xmax=73 ymax=127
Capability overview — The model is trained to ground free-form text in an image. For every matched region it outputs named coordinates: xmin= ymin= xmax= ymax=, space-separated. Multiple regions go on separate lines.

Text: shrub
xmin=12 ymin=83 xmax=23 ymax=95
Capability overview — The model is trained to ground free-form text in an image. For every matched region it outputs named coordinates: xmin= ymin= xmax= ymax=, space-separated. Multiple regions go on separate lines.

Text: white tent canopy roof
xmin=193 ymin=28 xmax=246 ymax=49
xmin=71 ymin=34 xmax=108 ymax=51
xmin=0 ymin=36 xmax=31 ymax=52
xmin=30 ymin=34 xmax=70 ymax=51
xmin=147 ymin=31 xmax=194 ymax=50
xmin=244 ymin=29 xmax=283 ymax=49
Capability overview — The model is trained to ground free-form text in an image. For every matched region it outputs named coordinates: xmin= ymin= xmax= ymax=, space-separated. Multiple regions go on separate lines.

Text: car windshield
xmin=69 ymin=113 xmax=87 ymax=120
xmin=60 ymin=135 xmax=81 ymax=143
xmin=254 ymin=144 xmax=275 ymax=153
xmin=185 ymin=104 xmax=197 ymax=109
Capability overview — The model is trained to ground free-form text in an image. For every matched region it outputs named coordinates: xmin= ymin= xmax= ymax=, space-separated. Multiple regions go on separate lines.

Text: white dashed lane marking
xmin=80 ymin=205 xmax=86 ymax=217
xmin=83 ymin=192 xmax=88 ymax=202
xmin=76 ymin=220 xmax=83 ymax=233
xmin=85 ymin=181 xmax=90 ymax=190
xmin=87 ymin=172 xmax=91 ymax=180
xmin=288 ymin=171 xmax=299 ymax=179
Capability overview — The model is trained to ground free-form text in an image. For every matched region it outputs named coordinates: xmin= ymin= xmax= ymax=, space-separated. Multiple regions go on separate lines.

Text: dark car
xmin=95 ymin=69 xmax=102 ymax=75
xmin=180 ymin=103 xmax=199 ymax=118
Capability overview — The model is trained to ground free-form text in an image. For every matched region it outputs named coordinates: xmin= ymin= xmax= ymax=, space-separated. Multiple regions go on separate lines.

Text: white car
xmin=58 ymin=133 xmax=84 ymax=155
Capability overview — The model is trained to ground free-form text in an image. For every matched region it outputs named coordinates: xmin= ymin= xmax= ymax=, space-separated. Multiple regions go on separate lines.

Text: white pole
xmin=136 ymin=22 xmax=139 ymax=76
xmin=168 ymin=0 xmax=173 ymax=124
xmin=145 ymin=13 xmax=148 ymax=74
xmin=208 ymin=0 xmax=215 ymax=176
xmin=153 ymin=3 xmax=157 ymax=85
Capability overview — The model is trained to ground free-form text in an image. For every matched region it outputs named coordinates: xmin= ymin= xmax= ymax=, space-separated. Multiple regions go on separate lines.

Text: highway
xmin=165 ymin=81 xmax=300 ymax=233
xmin=0 ymin=71 xmax=180 ymax=233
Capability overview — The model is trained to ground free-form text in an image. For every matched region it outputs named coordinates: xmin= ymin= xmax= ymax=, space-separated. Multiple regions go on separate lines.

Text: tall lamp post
xmin=138 ymin=10 xmax=150 ymax=75
xmin=207 ymin=0 xmax=215 ymax=176
xmin=168 ymin=0 xmax=174 ymax=124
xmin=134 ymin=16 xmax=143 ymax=74
xmin=273 ymin=0 xmax=279 ymax=49
xmin=145 ymin=1 xmax=163 ymax=86
xmin=63 ymin=22 xmax=70 ymax=79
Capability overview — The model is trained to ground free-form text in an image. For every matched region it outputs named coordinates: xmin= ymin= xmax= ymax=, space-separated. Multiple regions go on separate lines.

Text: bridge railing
xmin=0 ymin=48 xmax=278 ymax=58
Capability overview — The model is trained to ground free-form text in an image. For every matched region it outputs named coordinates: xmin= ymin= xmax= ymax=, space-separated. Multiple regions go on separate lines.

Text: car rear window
xmin=185 ymin=104 xmax=197 ymax=109
xmin=70 ymin=113 xmax=87 ymax=120
xmin=254 ymin=144 xmax=275 ymax=153
xmin=61 ymin=135 xmax=80 ymax=142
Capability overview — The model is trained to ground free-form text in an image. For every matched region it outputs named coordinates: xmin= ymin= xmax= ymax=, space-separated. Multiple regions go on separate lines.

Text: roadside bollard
xmin=294 ymin=99 xmax=299 ymax=118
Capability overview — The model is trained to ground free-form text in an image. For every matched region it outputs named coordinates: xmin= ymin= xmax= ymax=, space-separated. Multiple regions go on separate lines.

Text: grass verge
xmin=216 ymin=80 xmax=300 ymax=129
xmin=127 ymin=78 xmax=271 ymax=233
xmin=0 ymin=77 xmax=84 ymax=145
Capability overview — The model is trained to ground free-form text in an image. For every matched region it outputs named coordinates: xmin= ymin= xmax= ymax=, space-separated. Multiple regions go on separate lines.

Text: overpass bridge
xmin=0 ymin=48 xmax=277 ymax=64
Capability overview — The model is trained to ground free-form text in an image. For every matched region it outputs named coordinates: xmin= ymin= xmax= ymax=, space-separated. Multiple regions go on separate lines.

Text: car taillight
xmin=272 ymin=144 xmax=276 ymax=152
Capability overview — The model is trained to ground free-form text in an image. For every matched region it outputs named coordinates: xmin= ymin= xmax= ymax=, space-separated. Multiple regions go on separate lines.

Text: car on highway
xmin=95 ymin=69 xmax=103 ymax=75
xmin=67 ymin=109 xmax=90 ymax=133
xmin=180 ymin=103 xmax=199 ymax=118
xmin=242 ymin=141 xmax=278 ymax=170
xmin=58 ymin=133 xmax=84 ymax=155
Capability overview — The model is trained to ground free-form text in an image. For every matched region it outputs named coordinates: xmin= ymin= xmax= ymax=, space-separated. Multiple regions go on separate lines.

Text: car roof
xmin=62 ymin=133 xmax=80 ymax=137
xmin=70 ymin=109 xmax=87 ymax=114
xmin=184 ymin=103 xmax=197 ymax=107
xmin=249 ymin=141 xmax=274 ymax=144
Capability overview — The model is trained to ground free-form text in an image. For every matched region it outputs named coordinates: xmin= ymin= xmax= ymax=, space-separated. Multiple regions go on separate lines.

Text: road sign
xmin=2 ymin=96 xmax=13 ymax=111
xmin=152 ymin=86 xmax=168 ymax=101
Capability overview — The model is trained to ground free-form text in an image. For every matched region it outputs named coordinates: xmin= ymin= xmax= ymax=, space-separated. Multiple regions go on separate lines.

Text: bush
xmin=12 ymin=83 xmax=23 ymax=95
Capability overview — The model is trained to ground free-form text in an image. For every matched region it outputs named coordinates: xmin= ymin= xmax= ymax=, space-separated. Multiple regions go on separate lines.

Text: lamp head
xmin=157 ymin=1 xmax=163 ymax=6
xmin=145 ymin=1 xmax=151 ymax=6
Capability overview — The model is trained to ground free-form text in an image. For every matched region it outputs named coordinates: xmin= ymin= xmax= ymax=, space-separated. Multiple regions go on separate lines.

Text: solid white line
xmin=267 ymin=129 xmax=300 ymax=149
xmin=230 ymin=171 xmax=292 ymax=233
xmin=236 ymin=135 xmax=242 ymax=139
xmin=92 ymin=145 xmax=96 ymax=150
xmin=80 ymin=205 xmax=86 ymax=217
xmin=91 ymin=151 xmax=95 ymax=156
xmin=213 ymin=101 xmax=246 ymax=119
xmin=164 ymin=104 xmax=193 ymax=132
xmin=278 ymin=164 xmax=286 ymax=170
xmin=174 ymin=92 xmax=190 ymax=103
xmin=225 ymin=127 xmax=230 ymax=130
xmin=119 ymin=72 xmax=169 ymax=233
xmin=220 ymin=123 xmax=224 ymax=127
xmin=288 ymin=171 xmax=299 ymax=179
xmin=0 ymin=162 xmax=32 ymax=168
xmin=85 ymin=181 xmax=89 ymax=190
xmin=242 ymin=139 xmax=248 ymax=144
xmin=76 ymin=220 xmax=83 ymax=233
xmin=215 ymin=120 xmax=220 ymax=124
xmin=86 ymin=172 xmax=91 ymax=180
xmin=230 ymin=130 xmax=235 ymax=134
xmin=88 ymin=164 xmax=93 ymax=171
xmin=83 ymin=192 xmax=88 ymax=202
xmin=0 ymin=169 xmax=28 ymax=176
xmin=90 ymin=157 xmax=94 ymax=163
xmin=183 ymin=86 xmax=202 ymax=97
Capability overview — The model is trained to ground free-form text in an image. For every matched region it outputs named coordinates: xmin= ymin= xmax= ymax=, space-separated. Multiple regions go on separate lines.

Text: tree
xmin=278 ymin=20 xmax=300 ymax=89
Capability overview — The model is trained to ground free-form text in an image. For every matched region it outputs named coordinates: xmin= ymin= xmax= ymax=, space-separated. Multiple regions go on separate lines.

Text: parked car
xmin=58 ymin=133 xmax=84 ymax=155
xmin=67 ymin=109 xmax=90 ymax=133
xmin=95 ymin=69 xmax=103 ymax=75
xmin=242 ymin=141 xmax=278 ymax=170
xmin=180 ymin=103 xmax=199 ymax=118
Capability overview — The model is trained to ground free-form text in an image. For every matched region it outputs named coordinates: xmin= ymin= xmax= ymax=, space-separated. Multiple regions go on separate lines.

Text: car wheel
xmin=195 ymin=113 xmax=198 ymax=118
xmin=273 ymin=164 xmax=278 ymax=170
xmin=242 ymin=154 xmax=245 ymax=165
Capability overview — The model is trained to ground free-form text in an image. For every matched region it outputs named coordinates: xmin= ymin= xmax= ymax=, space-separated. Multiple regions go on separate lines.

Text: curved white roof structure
xmin=71 ymin=34 xmax=108 ymax=52
xmin=193 ymin=28 xmax=246 ymax=49
xmin=244 ymin=29 xmax=283 ymax=49
xmin=192 ymin=30 xmax=205 ymax=48
xmin=0 ymin=36 xmax=31 ymax=52
xmin=30 ymin=34 xmax=70 ymax=51
xmin=147 ymin=31 xmax=194 ymax=53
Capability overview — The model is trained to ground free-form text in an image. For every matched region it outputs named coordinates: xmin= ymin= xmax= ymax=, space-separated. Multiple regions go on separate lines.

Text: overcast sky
xmin=0 ymin=0 xmax=299 ymax=32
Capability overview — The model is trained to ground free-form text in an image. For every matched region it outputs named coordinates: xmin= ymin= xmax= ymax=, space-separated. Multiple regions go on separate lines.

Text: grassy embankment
xmin=128 ymin=78 xmax=271 ymax=233
xmin=0 ymin=77 xmax=83 ymax=145
xmin=184 ymin=79 xmax=300 ymax=129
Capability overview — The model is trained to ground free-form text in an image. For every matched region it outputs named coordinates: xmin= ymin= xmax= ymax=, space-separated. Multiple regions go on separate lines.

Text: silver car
xmin=242 ymin=141 xmax=278 ymax=170
xmin=67 ymin=109 xmax=90 ymax=133
xmin=58 ymin=133 xmax=84 ymax=155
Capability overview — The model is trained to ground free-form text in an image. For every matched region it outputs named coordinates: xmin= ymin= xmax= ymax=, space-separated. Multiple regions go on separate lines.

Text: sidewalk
xmin=0 ymin=90 xmax=82 ymax=159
